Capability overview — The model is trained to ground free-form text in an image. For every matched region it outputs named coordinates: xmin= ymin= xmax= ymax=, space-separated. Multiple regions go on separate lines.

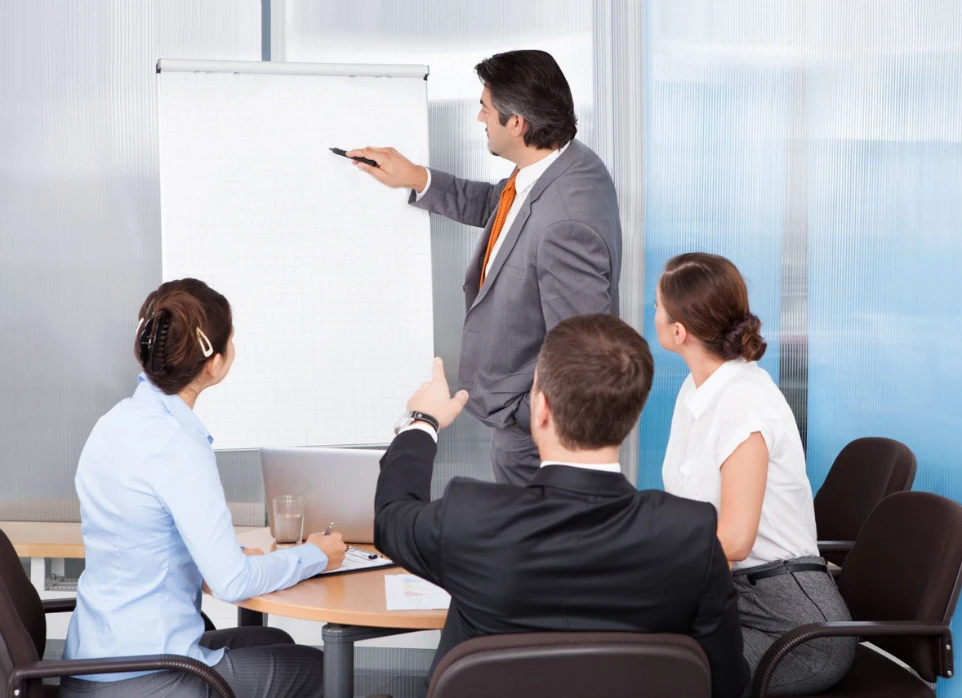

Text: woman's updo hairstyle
xmin=135 ymin=278 xmax=232 ymax=395
xmin=659 ymin=253 xmax=767 ymax=362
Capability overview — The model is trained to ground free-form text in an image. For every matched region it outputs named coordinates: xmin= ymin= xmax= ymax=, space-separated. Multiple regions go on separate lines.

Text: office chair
xmin=410 ymin=632 xmax=713 ymax=698
xmin=814 ymin=437 xmax=917 ymax=566
xmin=753 ymin=491 xmax=962 ymax=698
xmin=0 ymin=528 xmax=234 ymax=698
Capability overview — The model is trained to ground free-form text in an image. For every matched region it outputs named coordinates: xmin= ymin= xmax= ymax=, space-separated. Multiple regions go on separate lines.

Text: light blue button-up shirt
xmin=64 ymin=375 xmax=327 ymax=681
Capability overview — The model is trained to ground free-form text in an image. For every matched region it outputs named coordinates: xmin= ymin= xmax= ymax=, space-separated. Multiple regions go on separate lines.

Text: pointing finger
xmin=431 ymin=357 xmax=446 ymax=383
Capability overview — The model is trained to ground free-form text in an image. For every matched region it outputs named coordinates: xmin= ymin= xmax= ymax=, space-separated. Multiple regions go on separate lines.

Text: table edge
xmin=233 ymin=595 xmax=446 ymax=629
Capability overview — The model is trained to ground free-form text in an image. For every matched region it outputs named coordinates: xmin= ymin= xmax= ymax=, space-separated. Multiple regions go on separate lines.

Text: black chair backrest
xmin=838 ymin=491 xmax=962 ymax=682
xmin=0 ymin=528 xmax=47 ymax=698
xmin=814 ymin=437 xmax=916 ymax=560
xmin=426 ymin=632 xmax=711 ymax=698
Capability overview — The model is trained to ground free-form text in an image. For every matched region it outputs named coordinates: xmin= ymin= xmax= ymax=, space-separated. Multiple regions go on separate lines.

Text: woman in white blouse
xmin=655 ymin=252 xmax=854 ymax=695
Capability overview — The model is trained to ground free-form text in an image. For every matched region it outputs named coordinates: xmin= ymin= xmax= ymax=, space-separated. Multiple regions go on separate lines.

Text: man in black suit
xmin=376 ymin=314 xmax=750 ymax=698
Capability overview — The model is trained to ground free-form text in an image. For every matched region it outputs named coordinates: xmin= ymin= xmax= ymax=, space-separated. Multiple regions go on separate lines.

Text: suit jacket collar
xmin=530 ymin=463 xmax=636 ymax=498
xmin=525 ymin=138 xmax=580 ymax=204
xmin=514 ymin=141 xmax=567 ymax=195
xmin=469 ymin=140 xmax=583 ymax=311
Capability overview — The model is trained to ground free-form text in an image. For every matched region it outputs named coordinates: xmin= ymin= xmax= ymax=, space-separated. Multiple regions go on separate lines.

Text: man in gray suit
xmin=349 ymin=50 xmax=621 ymax=485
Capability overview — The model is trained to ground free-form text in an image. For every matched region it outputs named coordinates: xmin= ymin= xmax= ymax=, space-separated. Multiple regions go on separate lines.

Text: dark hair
xmin=135 ymin=278 xmax=232 ymax=395
xmin=659 ymin=253 xmax=767 ymax=362
xmin=535 ymin=314 xmax=653 ymax=450
xmin=475 ymin=50 xmax=578 ymax=150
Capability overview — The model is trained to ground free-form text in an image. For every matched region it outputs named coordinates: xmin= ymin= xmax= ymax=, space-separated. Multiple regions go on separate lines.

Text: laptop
xmin=260 ymin=446 xmax=385 ymax=544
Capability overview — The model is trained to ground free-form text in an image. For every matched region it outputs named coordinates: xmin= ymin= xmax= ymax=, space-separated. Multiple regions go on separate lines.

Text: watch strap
xmin=408 ymin=411 xmax=440 ymax=432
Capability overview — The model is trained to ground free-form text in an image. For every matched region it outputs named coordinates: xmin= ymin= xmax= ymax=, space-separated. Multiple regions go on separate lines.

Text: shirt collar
xmin=684 ymin=359 xmax=748 ymax=419
xmin=135 ymin=373 xmax=214 ymax=446
xmin=540 ymin=460 xmax=622 ymax=474
xmin=514 ymin=141 xmax=569 ymax=194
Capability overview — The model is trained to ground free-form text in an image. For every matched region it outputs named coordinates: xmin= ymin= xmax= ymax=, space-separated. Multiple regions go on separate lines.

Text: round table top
xmin=231 ymin=528 xmax=447 ymax=630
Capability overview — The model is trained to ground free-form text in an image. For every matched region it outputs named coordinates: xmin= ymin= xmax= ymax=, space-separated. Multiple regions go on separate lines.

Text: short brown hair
xmin=475 ymin=50 xmax=578 ymax=150
xmin=535 ymin=314 xmax=653 ymax=450
xmin=659 ymin=253 xmax=767 ymax=362
xmin=135 ymin=278 xmax=232 ymax=395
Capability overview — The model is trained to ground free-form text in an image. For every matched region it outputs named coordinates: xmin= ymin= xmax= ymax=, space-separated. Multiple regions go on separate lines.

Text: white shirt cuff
xmin=414 ymin=168 xmax=432 ymax=201
xmin=400 ymin=422 xmax=439 ymax=443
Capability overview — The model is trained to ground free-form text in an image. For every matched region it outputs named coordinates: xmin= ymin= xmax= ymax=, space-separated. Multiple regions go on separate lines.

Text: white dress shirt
xmin=661 ymin=359 xmax=819 ymax=570
xmin=540 ymin=460 xmax=621 ymax=473
xmin=417 ymin=143 xmax=569 ymax=277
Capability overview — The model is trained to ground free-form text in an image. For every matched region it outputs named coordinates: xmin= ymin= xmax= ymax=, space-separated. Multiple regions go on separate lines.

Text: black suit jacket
xmin=374 ymin=430 xmax=750 ymax=698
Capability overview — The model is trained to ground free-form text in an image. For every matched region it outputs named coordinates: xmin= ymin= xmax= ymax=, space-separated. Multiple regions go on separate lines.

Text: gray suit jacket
xmin=410 ymin=139 xmax=622 ymax=431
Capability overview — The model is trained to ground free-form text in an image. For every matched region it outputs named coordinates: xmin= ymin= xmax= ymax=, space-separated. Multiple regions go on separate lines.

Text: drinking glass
xmin=272 ymin=494 xmax=306 ymax=546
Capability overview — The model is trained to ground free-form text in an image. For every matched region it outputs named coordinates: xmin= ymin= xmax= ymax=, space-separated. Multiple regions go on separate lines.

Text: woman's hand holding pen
xmin=307 ymin=530 xmax=346 ymax=571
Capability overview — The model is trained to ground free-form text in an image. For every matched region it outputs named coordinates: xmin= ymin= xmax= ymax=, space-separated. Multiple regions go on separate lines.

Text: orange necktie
xmin=479 ymin=170 xmax=519 ymax=288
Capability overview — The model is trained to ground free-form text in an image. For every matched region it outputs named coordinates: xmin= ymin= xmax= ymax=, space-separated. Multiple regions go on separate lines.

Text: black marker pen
xmin=330 ymin=147 xmax=379 ymax=167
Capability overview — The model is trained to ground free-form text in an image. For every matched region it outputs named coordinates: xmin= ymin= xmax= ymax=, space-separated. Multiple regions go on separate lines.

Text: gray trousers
xmin=733 ymin=556 xmax=856 ymax=696
xmin=59 ymin=627 xmax=323 ymax=698
xmin=490 ymin=422 xmax=540 ymax=486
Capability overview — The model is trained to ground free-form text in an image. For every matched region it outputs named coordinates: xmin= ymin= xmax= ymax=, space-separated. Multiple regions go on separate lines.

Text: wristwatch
xmin=394 ymin=410 xmax=440 ymax=434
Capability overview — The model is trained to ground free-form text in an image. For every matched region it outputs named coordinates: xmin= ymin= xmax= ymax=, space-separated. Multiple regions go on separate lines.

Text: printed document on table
xmin=385 ymin=574 xmax=451 ymax=610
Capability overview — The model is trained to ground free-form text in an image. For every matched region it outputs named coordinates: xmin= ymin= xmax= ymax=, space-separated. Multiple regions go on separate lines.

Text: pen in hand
xmin=306 ymin=525 xmax=346 ymax=570
xmin=329 ymin=147 xmax=379 ymax=167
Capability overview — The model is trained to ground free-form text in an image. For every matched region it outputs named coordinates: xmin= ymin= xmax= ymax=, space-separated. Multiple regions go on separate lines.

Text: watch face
xmin=394 ymin=412 xmax=414 ymax=432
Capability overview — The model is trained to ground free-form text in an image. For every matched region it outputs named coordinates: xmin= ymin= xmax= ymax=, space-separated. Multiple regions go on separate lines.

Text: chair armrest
xmin=752 ymin=621 xmax=953 ymax=698
xmin=7 ymin=654 xmax=234 ymax=698
xmin=41 ymin=597 xmax=76 ymax=613
xmin=201 ymin=610 xmax=217 ymax=632
xmin=817 ymin=540 xmax=855 ymax=554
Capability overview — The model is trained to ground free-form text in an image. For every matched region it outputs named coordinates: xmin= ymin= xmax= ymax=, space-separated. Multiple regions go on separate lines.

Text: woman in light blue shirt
xmin=62 ymin=278 xmax=345 ymax=698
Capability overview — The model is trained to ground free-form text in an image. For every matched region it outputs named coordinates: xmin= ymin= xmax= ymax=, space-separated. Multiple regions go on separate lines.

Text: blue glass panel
xmin=640 ymin=3 xmax=962 ymax=691
xmin=638 ymin=1 xmax=787 ymax=489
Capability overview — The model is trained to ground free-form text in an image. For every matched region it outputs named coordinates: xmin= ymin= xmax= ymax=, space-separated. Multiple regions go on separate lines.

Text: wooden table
xmin=2 ymin=521 xmax=261 ymax=559
xmin=2 ymin=521 xmax=89 ymax=559
xmin=233 ymin=527 xmax=446 ymax=698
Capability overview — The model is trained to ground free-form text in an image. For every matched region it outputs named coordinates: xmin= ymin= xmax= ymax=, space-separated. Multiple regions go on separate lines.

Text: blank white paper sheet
xmin=157 ymin=61 xmax=434 ymax=449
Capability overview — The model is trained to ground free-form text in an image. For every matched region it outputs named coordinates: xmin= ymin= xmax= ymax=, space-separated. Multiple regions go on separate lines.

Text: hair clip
xmin=196 ymin=328 xmax=214 ymax=358
xmin=149 ymin=317 xmax=165 ymax=373
xmin=138 ymin=317 xmax=156 ymax=366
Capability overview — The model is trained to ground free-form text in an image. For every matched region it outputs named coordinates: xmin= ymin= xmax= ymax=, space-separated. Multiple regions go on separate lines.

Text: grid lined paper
xmin=158 ymin=69 xmax=433 ymax=449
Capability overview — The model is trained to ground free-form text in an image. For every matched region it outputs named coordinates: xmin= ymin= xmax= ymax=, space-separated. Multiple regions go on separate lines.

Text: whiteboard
xmin=157 ymin=60 xmax=433 ymax=450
